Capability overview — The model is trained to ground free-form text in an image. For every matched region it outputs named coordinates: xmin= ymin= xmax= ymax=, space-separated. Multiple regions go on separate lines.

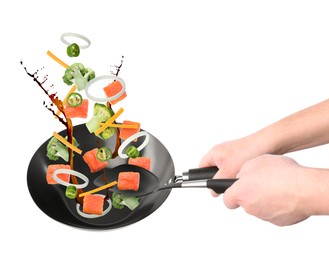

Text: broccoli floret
xmin=86 ymin=103 xmax=114 ymax=135
xmin=112 ymin=192 xmax=140 ymax=211
xmin=62 ymin=63 xmax=95 ymax=91
xmin=112 ymin=193 xmax=125 ymax=209
xmin=46 ymin=136 xmax=79 ymax=162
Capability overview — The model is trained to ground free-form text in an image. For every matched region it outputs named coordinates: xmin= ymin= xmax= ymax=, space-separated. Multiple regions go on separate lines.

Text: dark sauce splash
xmin=101 ymin=56 xmax=125 ymax=200
xmin=108 ymin=55 xmax=125 ymax=159
xmin=22 ymin=55 xmax=125 ymax=204
xmin=111 ymin=55 xmax=124 ymax=77
xmin=21 ymin=61 xmax=83 ymax=204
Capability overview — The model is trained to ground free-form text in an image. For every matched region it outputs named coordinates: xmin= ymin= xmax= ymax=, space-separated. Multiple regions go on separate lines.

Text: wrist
xmin=297 ymin=167 xmax=329 ymax=216
xmin=246 ymin=121 xmax=304 ymax=156
xmin=242 ymin=127 xmax=284 ymax=157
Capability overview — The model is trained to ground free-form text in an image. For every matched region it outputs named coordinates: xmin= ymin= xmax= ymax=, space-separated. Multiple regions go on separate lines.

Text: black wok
xmin=27 ymin=124 xmax=234 ymax=229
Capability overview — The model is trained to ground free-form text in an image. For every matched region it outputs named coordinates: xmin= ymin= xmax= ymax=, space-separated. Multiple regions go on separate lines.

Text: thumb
xmin=223 ymin=184 xmax=240 ymax=209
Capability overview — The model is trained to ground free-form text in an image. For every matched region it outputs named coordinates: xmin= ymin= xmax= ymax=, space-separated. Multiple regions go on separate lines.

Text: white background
xmin=2 ymin=0 xmax=329 ymax=259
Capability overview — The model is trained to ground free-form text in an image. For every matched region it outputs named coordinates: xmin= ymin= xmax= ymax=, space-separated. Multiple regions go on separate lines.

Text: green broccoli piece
xmin=112 ymin=192 xmax=140 ymax=211
xmin=62 ymin=63 xmax=95 ymax=91
xmin=112 ymin=193 xmax=125 ymax=209
xmin=46 ymin=136 xmax=79 ymax=162
xmin=85 ymin=103 xmax=114 ymax=136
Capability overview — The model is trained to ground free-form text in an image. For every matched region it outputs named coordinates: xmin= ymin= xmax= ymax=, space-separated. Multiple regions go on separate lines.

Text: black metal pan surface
xmin=27 ymin=124 xmax=175 ymax=229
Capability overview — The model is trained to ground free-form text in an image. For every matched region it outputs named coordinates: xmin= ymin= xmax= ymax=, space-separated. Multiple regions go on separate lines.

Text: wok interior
xmin=27 ymin=124 xmax=175 ymax=229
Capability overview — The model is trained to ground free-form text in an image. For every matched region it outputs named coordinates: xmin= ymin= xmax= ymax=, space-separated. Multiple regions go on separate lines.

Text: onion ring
xmin=85 ymin=75 xmax=126 ymax=102
xmin=60 ymin=32 xmax=91 ymax=49
xmin=118 ymin=131 xmax=150 ymax=159
xmin=52 ymin=168 xmax=89 ymax=189
xmin=76 ymin=194 xmax=112 ymax=218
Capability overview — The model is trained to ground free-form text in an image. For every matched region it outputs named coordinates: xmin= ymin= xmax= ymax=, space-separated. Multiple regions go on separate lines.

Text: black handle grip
xmin=184 ymin=166 xmax=219 ymax=181
xmin=206 ymin=179 xmax=238 ymax=194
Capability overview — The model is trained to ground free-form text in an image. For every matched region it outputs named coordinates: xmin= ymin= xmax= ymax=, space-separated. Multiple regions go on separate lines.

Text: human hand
xmin=199 ymin=137 xmax=266 ymax=196
xmin=223 ymin=154 xmax=309 ymax=226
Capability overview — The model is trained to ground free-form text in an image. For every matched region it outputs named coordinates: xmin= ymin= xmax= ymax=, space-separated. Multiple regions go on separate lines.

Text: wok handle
xmin=206 ymin=179 xmax=238 ymax=194
xmin=183 ymin=166 xmax=219 ymax=181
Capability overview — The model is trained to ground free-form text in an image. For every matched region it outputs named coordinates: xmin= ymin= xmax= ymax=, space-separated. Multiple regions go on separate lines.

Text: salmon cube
xmin=103 ymin=81 xmax=127 ymax=105
xmin=83 ymin=194 xmax=104 ymax=215
xmin=83 ymin=148 xmax=108 ymax=173
xmin=118 ymin=171 xmax=140 ymax=191
xmin=119 ymin=120 xmax=141 ymax=141
xmin=64 ymin=99 xmax=89 ymax=119
xmin=46 ymin=164 xmax=71 ymax=185
xmin=128 ymin=157 xmax=151 ymax=171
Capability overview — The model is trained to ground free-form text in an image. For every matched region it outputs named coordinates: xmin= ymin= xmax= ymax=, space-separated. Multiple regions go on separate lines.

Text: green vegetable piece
xmin=62 ymin=62 xmax=95 ymax=91
xmin=85 ymin=103 xmax=114 ymax=134
xmin=46 ymin=136 xmax=79 ymax=162
xmin=96 ymin=147 xmax=112 ymax=161
xmin=65 ymin=185 xmax=77 ymax=199
xmin=67 ymin=43 xmax=80 ymax=57
xmin=125 ymin=146 xmax=140 ymax=158
xmin=101 ymin=127 xmax=115 ymax=140
xmin=112 ymin=192 xmax=140 ymax=210
xmin=112 ymin=193 xmax=124 ymax=209
xmin=67 ymin=92 xmax=83 ymax=107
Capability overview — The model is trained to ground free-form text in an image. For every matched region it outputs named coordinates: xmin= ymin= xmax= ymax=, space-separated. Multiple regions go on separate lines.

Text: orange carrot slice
xmin=99 ymin=123 xmax=139 ymax=129
xmin=53 ymin=132 xmax=82 ymax=154
xmin=78 ymin=181 xmax=118 ymax=197
xmin=47 ymin=50 xmax=69 ymax=68
xmin=94 ymin=107 xmax=124 ymax=136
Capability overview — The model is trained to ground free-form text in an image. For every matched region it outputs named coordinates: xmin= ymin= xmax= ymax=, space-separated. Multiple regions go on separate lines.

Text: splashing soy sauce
xmin=108 ymin=55 xmax=124 ymax=158
xmin=20 ymin=61 xmax=84 ymax=202
xmin=21 ymin=57 xmax=124 ymax=204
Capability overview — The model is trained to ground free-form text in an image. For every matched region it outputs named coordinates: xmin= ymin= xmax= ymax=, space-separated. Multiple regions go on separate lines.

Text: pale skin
xmin=199 ymin=99 xmax=329 ymax=226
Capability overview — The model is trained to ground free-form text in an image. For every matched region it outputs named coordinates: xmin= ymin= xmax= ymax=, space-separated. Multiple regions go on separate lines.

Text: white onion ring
xmin=118 ymin=131 xmax=150 ymax=159
xmin=52 ymin=168 xmax=89 ymax=189
xmin=76 ymin=194 xmax=112 ymax=218
xmin=85 ymin=75 xmax=126 ymax=102
xmin=60 ymin=32 xmax=91 ymax=49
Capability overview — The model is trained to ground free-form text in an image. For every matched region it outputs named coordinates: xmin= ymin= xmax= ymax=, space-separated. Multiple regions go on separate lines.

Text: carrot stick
xmin=99 ymin=123 xmax=139 ymax=129
xmin=53 ymin=131 xmax=82 ymax=154
xmin=78 ymin=181 xmax=118 ymax=197
xmin=95 ymin=107 xmax=124 ymax=136
xmin=47 ymin=50 xmax=69 ymax=69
